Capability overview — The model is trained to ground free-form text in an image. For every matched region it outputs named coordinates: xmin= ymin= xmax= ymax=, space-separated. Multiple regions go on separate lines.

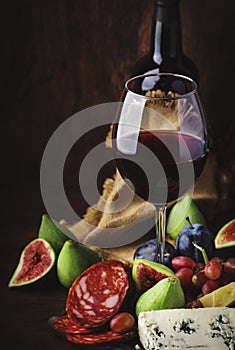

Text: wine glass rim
xmin=125 ymin=72 xmax=198 ymax=100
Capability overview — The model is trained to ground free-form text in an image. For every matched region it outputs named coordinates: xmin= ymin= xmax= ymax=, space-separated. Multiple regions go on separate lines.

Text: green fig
xmin=132 ymin=258 xmax=175 ymax=292
xmin=8 ymin=238 xmax=55 ymax=287
xmin=57 ymin=240 xmax=100 ymax=288
xmin=78 ymin=244 xmax=101 ymax=265
xmin=135 ymin=277 xmax=185 ymax=317
xmin=38 ymin=214 xmax=72 ymax=254
xmin=167 ymin=195 xmax=206 ymax=241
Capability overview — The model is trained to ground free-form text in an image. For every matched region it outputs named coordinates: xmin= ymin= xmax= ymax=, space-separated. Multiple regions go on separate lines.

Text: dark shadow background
xmin=2 ymin=0 xmax=235 ymax=220
xmin=1 ymin=1 xmax=235 ymax=349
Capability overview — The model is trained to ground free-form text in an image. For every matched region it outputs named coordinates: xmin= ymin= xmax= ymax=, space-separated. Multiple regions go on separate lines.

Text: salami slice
xmin=66 ymin=260 xmax=129 ymax=327
xmin=50 ymin=314 xmax=91 ymax=334
xmin=66 ymin=330 xmax=137 ymax=345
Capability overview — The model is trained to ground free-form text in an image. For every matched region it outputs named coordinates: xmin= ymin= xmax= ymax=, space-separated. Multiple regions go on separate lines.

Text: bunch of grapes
xmin=171 ymin=256 xmax=235 ymax=300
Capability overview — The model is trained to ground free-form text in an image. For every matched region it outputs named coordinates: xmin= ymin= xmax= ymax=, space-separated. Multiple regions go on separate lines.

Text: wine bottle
xmin=133 ymin=0 xmax=199 ymax=84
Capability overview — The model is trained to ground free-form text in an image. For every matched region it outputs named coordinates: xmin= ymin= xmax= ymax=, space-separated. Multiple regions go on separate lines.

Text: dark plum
xmin=134 ymin=239 xmax=157 ymax=261
xmin=133 ymin=239 xmax=177 ymax=268
xmin=176 ymin=219 xmax=215 ymax=264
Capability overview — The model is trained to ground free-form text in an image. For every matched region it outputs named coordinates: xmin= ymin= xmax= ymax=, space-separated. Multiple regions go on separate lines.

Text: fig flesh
xmin=8 ymin=238 xmax=55 ymax=287
xmin=215 ymin=218 xmax=235 ymax=249
xmin=132 ymin=258 xmax=175 ymax=292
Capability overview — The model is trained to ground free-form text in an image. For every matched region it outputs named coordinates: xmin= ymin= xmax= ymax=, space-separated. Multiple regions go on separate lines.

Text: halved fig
xmin=8 ymin=238 xmax=55 ymax=287
xmin=215 ymin=218 xmax=235 ymax=249
xmin=132 ymin=258 xmax=175 ymax=292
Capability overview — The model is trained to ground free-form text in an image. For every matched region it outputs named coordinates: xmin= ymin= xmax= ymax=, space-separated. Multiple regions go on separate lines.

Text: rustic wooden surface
xmin=1 ymin=1 xmax=235 ymax=349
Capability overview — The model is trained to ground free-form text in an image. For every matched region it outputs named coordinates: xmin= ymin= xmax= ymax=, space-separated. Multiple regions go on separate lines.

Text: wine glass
xmin=112 ymin=73 xmax=209 ymax=264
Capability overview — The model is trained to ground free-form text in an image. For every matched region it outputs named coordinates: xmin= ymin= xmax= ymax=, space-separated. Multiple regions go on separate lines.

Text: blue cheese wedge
xmin=138 ymin=307 xmax=235 ymax=350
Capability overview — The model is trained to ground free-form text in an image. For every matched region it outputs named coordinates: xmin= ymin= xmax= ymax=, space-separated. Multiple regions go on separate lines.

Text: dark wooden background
xmin=1 ymin=1 xmax=235 ymax=349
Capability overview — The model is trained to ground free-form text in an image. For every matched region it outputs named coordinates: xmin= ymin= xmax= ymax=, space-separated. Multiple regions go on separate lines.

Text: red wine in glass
xmin=116 ymin=130 xmax=208 ymax=205
xmin=113 ymin=73 xmax=209 ymax=264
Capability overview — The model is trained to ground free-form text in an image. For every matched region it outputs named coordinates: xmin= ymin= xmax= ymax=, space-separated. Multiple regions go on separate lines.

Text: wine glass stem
xmin=155 ymin=205 xmax=167 ymax=264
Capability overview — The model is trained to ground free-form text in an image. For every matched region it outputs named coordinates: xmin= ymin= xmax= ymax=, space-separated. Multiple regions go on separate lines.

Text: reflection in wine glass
xmin=112 ymin=73 xmax=209 ymax=263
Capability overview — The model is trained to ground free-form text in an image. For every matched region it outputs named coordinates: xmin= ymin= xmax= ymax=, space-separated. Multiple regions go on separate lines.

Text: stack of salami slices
xmin=50 ymin=260 xmax=137 ymax=345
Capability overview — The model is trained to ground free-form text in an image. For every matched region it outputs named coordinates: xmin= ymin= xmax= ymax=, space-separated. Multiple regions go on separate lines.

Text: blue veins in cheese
xmin=138 ymin=307 xmax=235 ymax=350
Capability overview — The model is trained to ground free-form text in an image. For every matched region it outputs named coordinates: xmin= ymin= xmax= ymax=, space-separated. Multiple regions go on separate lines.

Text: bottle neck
xmin=150 ymin=1 xmax=182 ymax=65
